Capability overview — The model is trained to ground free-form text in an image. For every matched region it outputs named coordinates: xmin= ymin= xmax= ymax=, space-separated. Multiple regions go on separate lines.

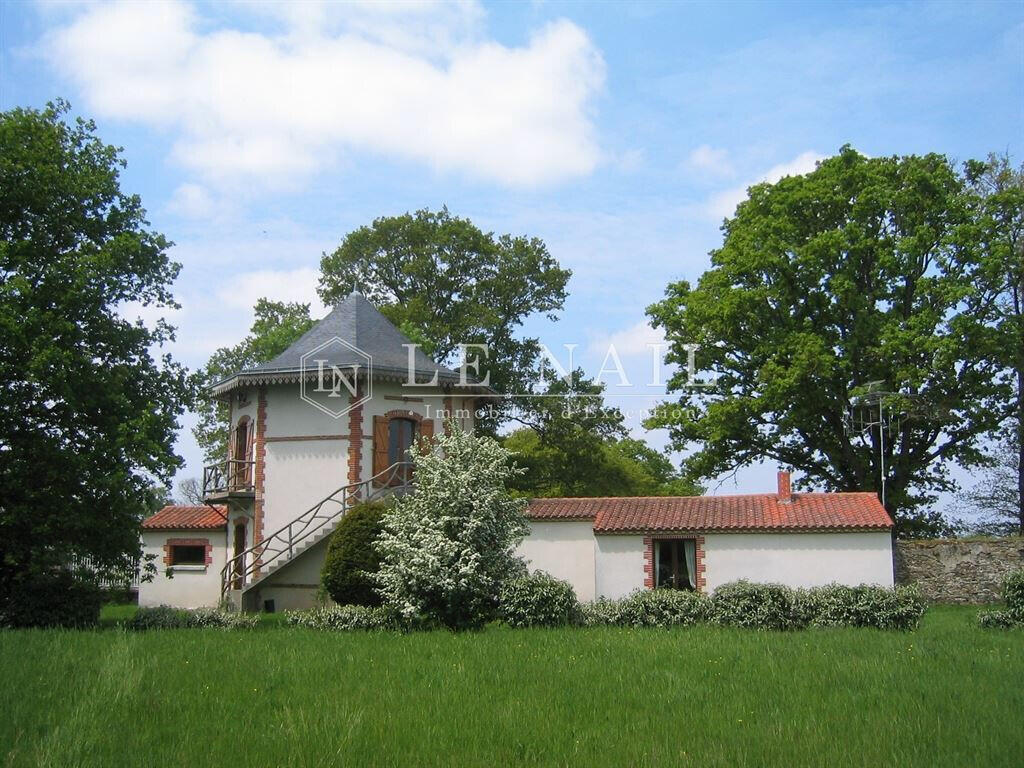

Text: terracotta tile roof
xmin=526 ymin=493 xmax=892 ymax=533
xmin=142 ymin=505 xmax=227 ymax=531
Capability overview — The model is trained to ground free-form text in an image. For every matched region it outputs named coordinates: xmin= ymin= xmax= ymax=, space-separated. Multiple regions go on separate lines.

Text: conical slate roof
xmin=211 ymin=293 xmax=486 ymax=395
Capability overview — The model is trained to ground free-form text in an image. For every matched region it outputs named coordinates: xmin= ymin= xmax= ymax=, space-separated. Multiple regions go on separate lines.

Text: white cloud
xmin=589 ymin=321 xmax=665 ymax=359
xmin=42 ymin=0 xmax=605 ymax=188
xmin=687 ymin=144 xmax=733 ymax=177
xmin=166 ymin=183 xmax=216 ymax=219
xmin=216 ymin=268 xmax=327 ymax=316
xmin=704 ymin=150 xmax=824 ymax=221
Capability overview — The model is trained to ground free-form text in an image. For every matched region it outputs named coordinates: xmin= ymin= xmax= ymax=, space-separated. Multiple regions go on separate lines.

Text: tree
xmin=375 ymin=422 xmax=529 ymax=629
xmin=646 ymin=146 xmax=1008 ymax=535
xmin=965 ymin=154 xmax=1024 ymax=534
xmin=958 ymin=430 xmax=1022 ymax=535
xmin=192 ymin=299 xmax=313 ymax=462
xmin=502 ymin=371 xmax=701 ymax=497
xmin=318 ymin=208 xmax=571 ymax=429
xmin=176 ymin=477 xmax=203 ymax=505
xmin=0 ymin=101 xmax=191 ymax=608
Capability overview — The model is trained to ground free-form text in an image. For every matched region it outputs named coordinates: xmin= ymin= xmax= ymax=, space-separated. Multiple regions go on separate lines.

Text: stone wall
xmin=894 ymin=539 xmax=1024 ymax=603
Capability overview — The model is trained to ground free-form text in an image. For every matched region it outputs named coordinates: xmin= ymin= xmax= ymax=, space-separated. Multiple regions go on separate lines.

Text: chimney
xmin=777 ymin=470 xmax=792 ymax=503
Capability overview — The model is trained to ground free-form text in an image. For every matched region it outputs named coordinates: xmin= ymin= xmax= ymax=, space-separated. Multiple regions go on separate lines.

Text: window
xmin=654 ymin=539 xmax=696 ymax=590
xmin=388 ymin=417 xmax=418 ymax=465
xmin=169 ymin=545 xmax=207 ymax=566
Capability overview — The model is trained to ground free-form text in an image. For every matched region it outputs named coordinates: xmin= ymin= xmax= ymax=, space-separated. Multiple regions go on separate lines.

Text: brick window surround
xmin=643 ymin=535 xmax=706 ymax=592
xmin=163 ymin=538 xmax=214 ymax=568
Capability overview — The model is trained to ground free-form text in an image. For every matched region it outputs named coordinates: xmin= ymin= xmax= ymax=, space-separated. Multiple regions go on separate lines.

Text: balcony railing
xmin=203 ymin=459 xmax=256 ymax=497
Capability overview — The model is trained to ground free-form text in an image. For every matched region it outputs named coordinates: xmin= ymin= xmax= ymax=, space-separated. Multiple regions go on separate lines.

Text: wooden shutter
xmin=418 ymin=418 xmax=434 ymax=452
xmin=372 ymin=415 xmax=389 ymax=478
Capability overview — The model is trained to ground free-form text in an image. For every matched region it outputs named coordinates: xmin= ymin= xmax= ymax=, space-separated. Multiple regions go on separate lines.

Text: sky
xmin=2 ymin=0 xmax=1022 ymax=502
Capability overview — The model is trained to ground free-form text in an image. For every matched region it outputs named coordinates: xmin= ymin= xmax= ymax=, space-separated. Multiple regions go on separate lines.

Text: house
xmin=140 ymin=293 xmax=894 ymax=611
xmin=518 ymin=472 xmax=894 ymax=601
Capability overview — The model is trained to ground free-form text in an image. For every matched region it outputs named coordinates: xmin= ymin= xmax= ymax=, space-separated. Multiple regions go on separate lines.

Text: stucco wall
xmin=138 ymin=530 xmax=227 ymax=609
xmin=595 ymin=535 xmax=646 ymax=599
xmin=702 ymin=531 xmax=894 ymax=592
xmin=263 ymin=440 xmax=348 ymax=535
xmin=517 ymin=520 xmax=596 ymax=601
xmin=247 ymin=536 xmax=332 ymax=613
xmin=894 ymin=538 xmax=1024 ymax=603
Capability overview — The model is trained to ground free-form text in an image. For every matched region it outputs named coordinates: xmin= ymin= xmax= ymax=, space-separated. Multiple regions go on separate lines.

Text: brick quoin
xmin=643 ymin=534 xmax=707 ymax=592
xmin=443 ymin=395 xmax=453 ymax=435
xmin=347 ymin=381 xmax=364 ymax=490
xmin=253 ymin=387 xmax=267 ymax=576
xmin=163 ymin=538 xmax=213 ymax=567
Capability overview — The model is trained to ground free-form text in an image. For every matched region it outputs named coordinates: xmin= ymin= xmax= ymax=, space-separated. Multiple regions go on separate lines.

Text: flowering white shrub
xmin=375 ymin=422 xmax=529 ymax=630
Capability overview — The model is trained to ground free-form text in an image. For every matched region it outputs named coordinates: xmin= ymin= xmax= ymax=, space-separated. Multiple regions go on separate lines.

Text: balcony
xmin=203 ymin=459 xmax=256 ymax=501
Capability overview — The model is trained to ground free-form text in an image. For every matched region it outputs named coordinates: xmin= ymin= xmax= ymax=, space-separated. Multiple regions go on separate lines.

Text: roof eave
xmin=210 ymin=367 xmax=497 ymax=399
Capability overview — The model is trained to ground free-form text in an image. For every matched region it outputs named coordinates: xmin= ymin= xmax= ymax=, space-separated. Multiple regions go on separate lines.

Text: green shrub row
xmin=978 ymin=569 xmax=1024 ymax=629
xmin=525 ymin=577 xmax=926 ymax=631
xmin=125 ymin=605 xmax=258 ymax=631
xmin=284 ymin=604 xmax=400 ymax=631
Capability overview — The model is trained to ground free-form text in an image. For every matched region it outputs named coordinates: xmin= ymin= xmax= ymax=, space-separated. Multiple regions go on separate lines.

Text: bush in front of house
xmin=285 ymin=604 xmax=400 ymax=631
xmin=977 ymin=569 xmax=1024 ymax=629
xmin=796 ymin=584 xmax=927 ymax=631
xmin=125 ymin=605 xmax=257 ymax=630
xmin=375 ymin=423 xmax=529 ymax=630
xmin=320 ymin=500 xmax=391 ymax=607
xmin=498 ymin=571 xmax=579 ymax=627
xmin=618 ymin=588 xmax=712 ymax=628
xmin=578 ymin=597 xmax=630 ymax=627
xmin=0 ymin=569 xmax=104 ymax=629
xmin=576 ymin=589 xmax=711 ymax=628
xmin=710 ymin=580 xmax=799 ymax=630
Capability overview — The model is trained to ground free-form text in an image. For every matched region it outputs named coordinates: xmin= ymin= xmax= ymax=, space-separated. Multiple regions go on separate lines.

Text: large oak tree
xmin=0 ymin=102 xmax=192 ymax=603
xmin=647 ymin=146 xmax=1008 ymax=535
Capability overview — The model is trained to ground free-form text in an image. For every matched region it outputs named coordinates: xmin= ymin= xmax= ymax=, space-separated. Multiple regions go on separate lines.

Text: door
xmin=232 ymin=522 xmax=247 ymax=590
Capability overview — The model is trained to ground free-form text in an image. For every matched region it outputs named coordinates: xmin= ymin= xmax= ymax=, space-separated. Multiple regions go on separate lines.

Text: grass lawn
xmin=1 ymin=604 xmax=1021 ymax=767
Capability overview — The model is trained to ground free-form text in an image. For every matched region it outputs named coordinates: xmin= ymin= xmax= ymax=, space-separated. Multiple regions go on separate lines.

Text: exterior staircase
xmin=221 ymin=462 xmax=412 ymax=609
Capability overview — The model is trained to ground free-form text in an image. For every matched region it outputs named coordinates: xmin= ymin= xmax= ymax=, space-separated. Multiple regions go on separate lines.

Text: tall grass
xmin=0 ymin=605 xmax=1020 ymax=767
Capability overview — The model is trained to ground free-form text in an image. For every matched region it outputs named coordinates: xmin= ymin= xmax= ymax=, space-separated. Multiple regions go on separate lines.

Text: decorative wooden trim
xmin=644 ymin=534 xmax=706 ymax=592
xmin=163 ymin=538 xmax=213 ymax=567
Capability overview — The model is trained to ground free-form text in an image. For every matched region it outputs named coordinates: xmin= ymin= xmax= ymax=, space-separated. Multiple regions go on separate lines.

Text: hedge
xmin=0 ymin=570 xmax=104 ymax=629
xmin=125 ymin=605 xmax=258 ymax=630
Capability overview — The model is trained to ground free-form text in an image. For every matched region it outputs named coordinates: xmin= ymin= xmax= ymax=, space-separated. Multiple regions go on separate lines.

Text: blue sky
xmin=2 ymin=0 xmax=1022 ymax=500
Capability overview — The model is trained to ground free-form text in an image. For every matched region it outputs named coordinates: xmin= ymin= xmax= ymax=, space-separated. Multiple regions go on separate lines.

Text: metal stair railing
xmin=221 ymin=462 xmax=413 ymax=598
